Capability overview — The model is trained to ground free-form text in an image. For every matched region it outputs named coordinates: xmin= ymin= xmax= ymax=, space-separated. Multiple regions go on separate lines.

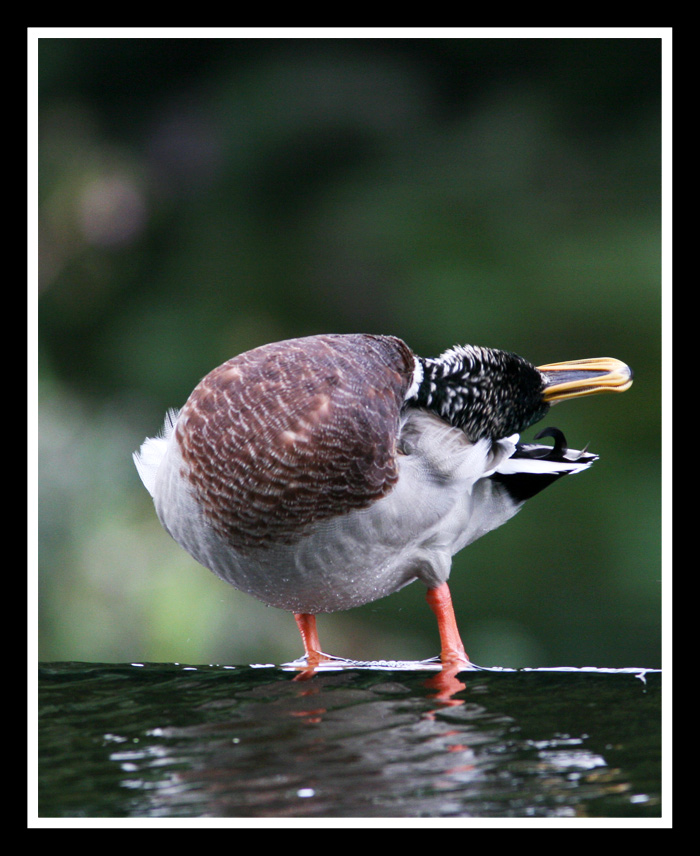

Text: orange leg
xmin=294 ymin=613 xmax=324 ymax=666
xmin=426 ymin=582 xmax=470 ymax=668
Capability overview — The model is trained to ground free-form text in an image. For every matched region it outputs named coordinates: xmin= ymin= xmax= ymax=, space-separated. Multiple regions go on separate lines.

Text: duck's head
xmin=409 ymin=345 xmax=633 ymax=441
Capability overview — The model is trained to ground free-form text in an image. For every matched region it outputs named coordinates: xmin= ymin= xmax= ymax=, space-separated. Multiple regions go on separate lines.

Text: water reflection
xmin=37 ymin=662 xmax=661 ymax=820
xmin=177 ymin=667 xmax=503 ymax=818
xmin=284 ymin=655 xmax=474 ymax=704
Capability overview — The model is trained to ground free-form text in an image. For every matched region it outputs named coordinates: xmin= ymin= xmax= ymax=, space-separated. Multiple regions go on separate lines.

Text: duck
xmin=134 ymin=333 xmax=632 ymax=670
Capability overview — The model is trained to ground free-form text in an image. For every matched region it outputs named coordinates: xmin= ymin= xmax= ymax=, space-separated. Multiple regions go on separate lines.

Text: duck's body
xmin=134 ymin=333 xmax=631 ymax=667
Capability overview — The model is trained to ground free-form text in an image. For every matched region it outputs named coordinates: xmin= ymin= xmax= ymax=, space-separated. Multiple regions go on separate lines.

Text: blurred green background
xmin=37 ymin=36 xmax=661 ymax=669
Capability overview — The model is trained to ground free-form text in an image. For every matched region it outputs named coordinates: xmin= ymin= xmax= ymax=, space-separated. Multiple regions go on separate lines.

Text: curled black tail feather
xmin=492 ymin=428 xmax=598 ymax=503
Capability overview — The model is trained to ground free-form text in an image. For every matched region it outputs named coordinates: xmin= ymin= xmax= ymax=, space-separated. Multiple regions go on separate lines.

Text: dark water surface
xmin=36 ymin=661 xmax=662 ymax=823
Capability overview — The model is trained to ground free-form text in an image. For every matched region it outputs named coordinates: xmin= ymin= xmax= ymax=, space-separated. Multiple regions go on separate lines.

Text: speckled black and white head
xmin=408 ymin=345 xmax=549 ymax=441
xmin=407 ymin=343 xmax=632 ymax=442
